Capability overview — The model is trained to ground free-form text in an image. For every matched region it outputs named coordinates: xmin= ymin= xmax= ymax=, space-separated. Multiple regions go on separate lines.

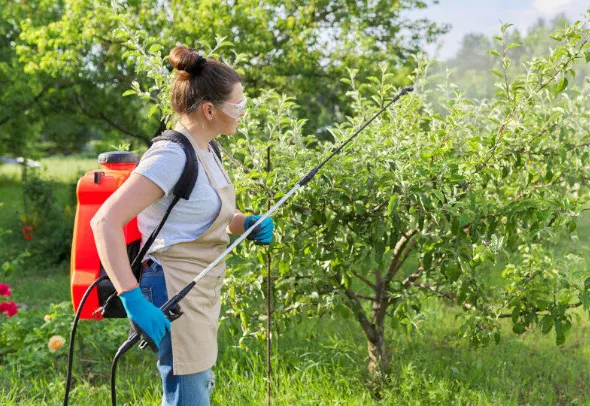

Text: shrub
xmin=21 ymin=169 xmax=75 ymax=264
xmin=0 ymin=301 xmax=128 ymax=377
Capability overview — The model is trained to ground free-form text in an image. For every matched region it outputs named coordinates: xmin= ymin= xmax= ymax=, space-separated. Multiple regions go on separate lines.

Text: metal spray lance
xmin=109 ymin=86 xmax=414 ymax=405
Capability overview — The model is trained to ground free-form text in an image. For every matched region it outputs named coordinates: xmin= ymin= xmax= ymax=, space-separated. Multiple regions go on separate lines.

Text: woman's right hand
xmin=119 ymin=286 xmax=171 ymax=350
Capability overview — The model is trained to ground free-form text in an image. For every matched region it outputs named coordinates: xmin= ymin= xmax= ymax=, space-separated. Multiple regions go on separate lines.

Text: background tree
xmin=436 ymin=13 xmax=590 ymax=100
xmin=3 ymin=0 xmax=447 ymax=155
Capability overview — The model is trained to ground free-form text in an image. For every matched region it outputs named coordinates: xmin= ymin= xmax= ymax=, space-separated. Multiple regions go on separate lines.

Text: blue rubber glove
xmin=244 ymin=215 xmax=274 ymax=245
xmin=119 ymin=286 xmax=171 ymax=350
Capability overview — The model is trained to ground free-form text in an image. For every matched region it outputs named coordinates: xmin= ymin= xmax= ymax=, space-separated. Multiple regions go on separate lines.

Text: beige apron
xmin=153 ymin=133 xmax=235 ymax=375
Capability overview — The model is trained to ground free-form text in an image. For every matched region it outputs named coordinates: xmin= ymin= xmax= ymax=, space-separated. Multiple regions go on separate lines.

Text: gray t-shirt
xmin=132 ymin=134 xmax=229 ymax=259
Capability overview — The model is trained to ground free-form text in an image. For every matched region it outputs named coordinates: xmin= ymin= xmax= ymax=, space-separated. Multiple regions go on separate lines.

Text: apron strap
xmin=194 ymin=147 xmax=226 ymax=190
xmin=209 ymin=142 xmax=232 ymax=185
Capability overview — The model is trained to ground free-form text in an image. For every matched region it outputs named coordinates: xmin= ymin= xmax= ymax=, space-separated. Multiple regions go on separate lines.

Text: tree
xmin=221 ymin=14 xmax=590 ymax=386
xmin=437 ymin=13 xmax=590 ymax=101
xmin=0 ymin=1 xmax=61 ymax=157
xmin=4 ymin=0 xmax=447 ymax=155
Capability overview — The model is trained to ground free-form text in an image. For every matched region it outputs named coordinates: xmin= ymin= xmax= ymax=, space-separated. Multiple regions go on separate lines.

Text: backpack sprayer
xmin=64 ymin=86 xmax=413 ymax=406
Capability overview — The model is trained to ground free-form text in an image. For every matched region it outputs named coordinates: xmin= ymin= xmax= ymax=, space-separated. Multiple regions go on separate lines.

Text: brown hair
xmin=168 ymin=45 xmax=242 ymax=116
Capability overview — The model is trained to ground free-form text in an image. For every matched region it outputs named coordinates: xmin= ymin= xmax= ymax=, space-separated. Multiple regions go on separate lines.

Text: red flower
xmin=23 ymin=225 xmax=34 ymax=240
xmin=0 ymin=301 xmax=18 ymax=317
xmin=0 ymin=284 xmax=11 ymax=297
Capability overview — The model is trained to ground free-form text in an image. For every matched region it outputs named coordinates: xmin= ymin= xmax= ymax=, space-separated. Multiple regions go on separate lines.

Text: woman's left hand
xmin=244 ymin=215 xmax=274 ymax=245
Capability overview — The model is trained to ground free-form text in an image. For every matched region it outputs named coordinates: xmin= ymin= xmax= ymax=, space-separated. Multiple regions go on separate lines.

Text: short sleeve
xmin=131 ymin=141 xmax=187 ymax=197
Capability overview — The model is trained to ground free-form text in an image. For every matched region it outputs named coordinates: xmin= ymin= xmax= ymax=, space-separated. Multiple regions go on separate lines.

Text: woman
xmin=91 ymin=45 xmax=274 ymax=405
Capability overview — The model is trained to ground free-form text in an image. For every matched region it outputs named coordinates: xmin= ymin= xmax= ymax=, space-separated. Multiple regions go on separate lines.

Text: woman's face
xmin=212 ymin=82 xmax=245 ymax=135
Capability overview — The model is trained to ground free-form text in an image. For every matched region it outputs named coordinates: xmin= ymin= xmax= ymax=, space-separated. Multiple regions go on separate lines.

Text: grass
xmin=0 ymin=155 xmax=589 ymax=405
xmin=0 ymin=156 xmax=99 ymax=183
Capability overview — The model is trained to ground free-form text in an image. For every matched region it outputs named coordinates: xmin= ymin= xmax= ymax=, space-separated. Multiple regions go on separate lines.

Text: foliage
xmin=221 ymin=13 xmax=590 ymax=380
xmin=1 ymin=159 xmax=589 ymax=403
xmin=21 ymin=169 xmax=75 ymax=265
xmin=434 ymin=14 xmax=590 ymax=101
xmin=0 ymin=217 xmax=31 ymax=320
xmin=1 ymin=0 xmax=447 ymax=156
xmin=3 ymin=0 xmax=589 ymax=390
xmin=0 ymin=301 xmax=128 ymax=377
xmin=0 ymin=226 xmax=30 ymax=276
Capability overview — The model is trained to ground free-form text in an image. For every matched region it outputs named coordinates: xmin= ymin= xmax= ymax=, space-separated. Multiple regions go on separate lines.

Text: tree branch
xmin=215 ymin=141 xmax=252 ymax=173
xmin=351 ymin=268 xmax=376 ymax=290
xmin=0 ymin=83 xmax=53 ymax=126
xmin=383 ymin=229 xmax=419 ymax=287
xmin=356 ymin=293 xmax=377 ymax=301
xmin=404 ymin=277 xmax=583 ymax=319
xmin=74 ymin=92 xmax=150 ymax=145
xmin=401 ymin=266 xmax=425 ymax=286
xmin=476 ymin=35 xmax=589 ymax=172
xmin=498 ymin=302 xmax=582 ymax=318
xmin=331 ymin=275 xmax=376 ymax=342
xmin=370 ymin=230 xmax=419 ymax=329
xmin=565 ymin=142 xmax=590 ymax=153
xmin=404 ymin=280 xmax=475 ymax=311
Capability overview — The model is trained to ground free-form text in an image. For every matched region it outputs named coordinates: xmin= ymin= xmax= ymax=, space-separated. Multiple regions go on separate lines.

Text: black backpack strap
xmin=130 ymin=194 xmax=181 ymax=275
xmin=151 ymin=130 xmax=198 ymax=200
xmin=129 ymin=129 xmax=199 ymax=274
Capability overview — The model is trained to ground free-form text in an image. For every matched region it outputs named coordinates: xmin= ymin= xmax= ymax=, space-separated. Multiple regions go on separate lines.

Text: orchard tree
xmin=221 ymin=15 xmax=590 ymax=385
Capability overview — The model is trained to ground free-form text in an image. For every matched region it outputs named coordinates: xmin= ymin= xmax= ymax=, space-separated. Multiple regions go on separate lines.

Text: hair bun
xmin=169 ymin=46 xmax=207 ymax=77
xmin=187 ymin=52 xmax=207 ymax=76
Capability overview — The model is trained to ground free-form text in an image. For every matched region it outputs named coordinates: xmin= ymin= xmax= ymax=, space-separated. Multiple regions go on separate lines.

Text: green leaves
xmin=500 ymin=23 xmax=514 ymax=34
xmin=148 ymin=43 xmax=163 ymax=53
xmin=512 ymin=323 xmax=526 ymax=334
xmin=121 ymin=89 xmax=137 ymax=97
xmin=580 ymin=290 xmax=590 ymax=311
xmin=551 ymin=77 xmax=568 ymax=96
xmin=540 ymin=315 xmax=554 ymax=334
xmin=387 ymin=194 xmax=398 ymax=216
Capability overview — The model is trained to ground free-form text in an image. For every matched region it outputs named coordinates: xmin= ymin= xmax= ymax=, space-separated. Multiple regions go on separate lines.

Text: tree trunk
xmin=367 ymin=328 xmax=390 ymax=383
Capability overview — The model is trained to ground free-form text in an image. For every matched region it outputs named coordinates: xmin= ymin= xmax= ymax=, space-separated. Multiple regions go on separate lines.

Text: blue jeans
xmin=139 ymin=260 xmax=215 ymax=406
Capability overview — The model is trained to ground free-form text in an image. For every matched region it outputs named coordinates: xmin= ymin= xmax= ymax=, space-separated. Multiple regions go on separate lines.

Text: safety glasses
xmin=218 ymin=96 xmax=247 ymax=119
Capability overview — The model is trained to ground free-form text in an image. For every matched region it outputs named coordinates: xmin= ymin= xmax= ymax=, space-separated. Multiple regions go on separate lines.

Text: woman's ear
xmin=200 ymin=101 xmax=214 ymax=121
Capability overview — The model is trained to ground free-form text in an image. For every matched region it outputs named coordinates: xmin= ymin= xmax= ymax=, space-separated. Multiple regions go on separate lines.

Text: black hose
xmin=63 ymin=275 xmax=109 ymax=406
xmin=111 ymin=353 xmax=120 ymax=406
xmin=110 ymin=341 xmax=131 ymax=406
xmin=63 ymin=273 xmax=139 ymax=406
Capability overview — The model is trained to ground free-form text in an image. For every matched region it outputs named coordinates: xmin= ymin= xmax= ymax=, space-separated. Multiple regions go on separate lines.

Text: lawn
xmin=0 ymin=156 xmax=588 ymax=405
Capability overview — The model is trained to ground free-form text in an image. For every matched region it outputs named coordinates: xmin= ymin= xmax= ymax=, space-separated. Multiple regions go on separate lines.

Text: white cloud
xmin=533 ymin=0 xmax=575 ymax=15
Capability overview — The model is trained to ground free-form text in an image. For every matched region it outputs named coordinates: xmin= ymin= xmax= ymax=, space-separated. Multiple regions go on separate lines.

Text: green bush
xmin=21 ymin=170 xmax=75 ymax=265
xmin=0 ymin=302 xmax=128 ymax=377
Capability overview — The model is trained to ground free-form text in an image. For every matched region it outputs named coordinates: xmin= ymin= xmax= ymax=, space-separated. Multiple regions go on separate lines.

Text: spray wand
xmin=110 ymin=86 xmax=414 ymax=405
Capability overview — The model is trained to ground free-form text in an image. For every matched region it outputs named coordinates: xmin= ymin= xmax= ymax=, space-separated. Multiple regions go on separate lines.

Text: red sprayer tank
xmin=70 ymin=152 xmax=140 ymax=320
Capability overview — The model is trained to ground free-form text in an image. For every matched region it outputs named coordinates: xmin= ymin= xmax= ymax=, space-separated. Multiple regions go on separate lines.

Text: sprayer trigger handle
xmin=130 ymin=320 xmax=159 ymax=353
xmin=164 ymin=303 xmax=183 ymax=322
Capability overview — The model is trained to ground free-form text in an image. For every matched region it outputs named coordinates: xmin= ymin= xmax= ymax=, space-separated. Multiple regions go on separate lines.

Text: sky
xmin=408 ymin=0 xmax=590 ymax=60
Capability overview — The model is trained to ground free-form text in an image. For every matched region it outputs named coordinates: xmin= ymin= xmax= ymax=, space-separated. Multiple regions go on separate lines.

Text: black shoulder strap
xmin=130 ymin=129 xmax=200 ymax=275
xmin=151 ymin=130 xmax=198 ymax=200
xmin=209 ymin=139 xmax=222 ymax=163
